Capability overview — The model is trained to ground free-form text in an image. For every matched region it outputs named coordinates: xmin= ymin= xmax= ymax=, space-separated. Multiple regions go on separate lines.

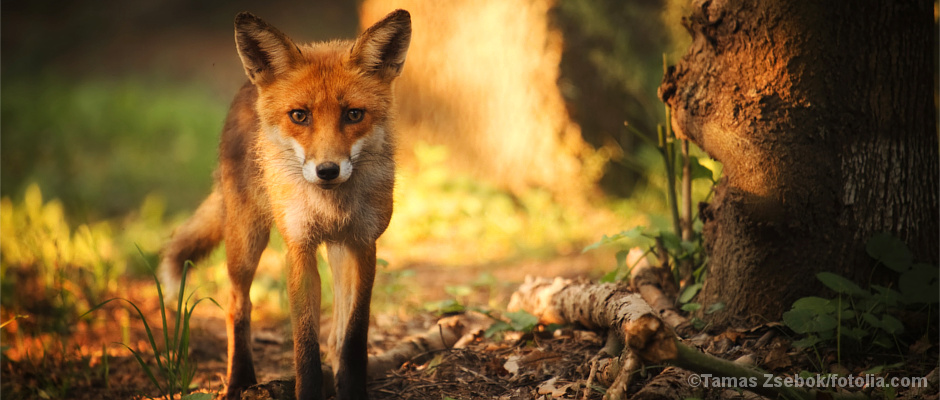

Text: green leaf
xmin=898 ymin=263 xmax=939 ymax=304
xmin=615 ymin=250 xmax=628 ymax=269
xmin=705 ymin=302 xmax=725 ymax=314
xmin=862 ymin=362 xmax=904 ymax=375
xmin=582 ymin=227 xmax=644 ymax=252
xmin=783 ymin=308 xmax=838 ymax=334
xmin=870 ymin=285 xmax=902 ymax=307
xmin=182 ymin=394 xmax=213 ymax=400
xmin=426 ymin=299 xmax=465 ymax=314
xmin=681 ymin=302 xmax=701 ymax=312
xmin=866 ymin=232 xmax=913 ymax=272
xmin=678 ymin=283 xmax=703 ymax=303
xmin=884 ymin=385 xmax=897 ymax=400
xmin=505 ymin=310 xmax=539 ymax=332
xmin=791 ymin=335 xmax=821 ymax=348
xmin=856 ymin=297 xmax=882 ymax=314
xmin=871 ymin=333 xmax=894 ymax=349
xmin=679 ymin=240 xmax=698 ymax=258
xmin=864 ymin=365 xmax=885 ymax=375
xmin=659 ymin=231 xmax=682 ymax=251
xmin=445 ymin=285 xmax=473 ymax=298
xmin=816 ymin=272 xmax=868 ymax=297
xmin=791 ymin=296 xmax=837 ymax=314
xmin=599 ymin=269 xmax=617 ymax=283
xmin=689 ymin=156 xmax=715 ymax=182
xmin=841 ymin=326 xmax=870 ymax=342
xmin=862 ymin=312 xmax=883 ymax=328
xmin=880 ymin=315 xmax=904 ymax=335
xmin=484 ymin=321 xmax=511 ymax=338
xmin=692 ymin=263 xmax=707 ymax=281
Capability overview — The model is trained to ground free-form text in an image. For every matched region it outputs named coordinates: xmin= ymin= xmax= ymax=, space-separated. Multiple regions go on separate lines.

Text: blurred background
xmin=2 ymin=0 xmax=692 ymax=217
xmin=1 ymin=0 xmax=716 ymax=370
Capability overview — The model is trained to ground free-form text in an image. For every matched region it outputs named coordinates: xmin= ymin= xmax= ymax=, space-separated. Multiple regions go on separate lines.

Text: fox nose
xmin=316 ymin=162 xmax=341 ymax=181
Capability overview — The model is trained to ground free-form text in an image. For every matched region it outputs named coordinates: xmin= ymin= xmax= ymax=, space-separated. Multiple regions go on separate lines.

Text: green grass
xmin=1 ymin=74 xmax=226 ymax=221
xmin=84 ymin=260 xmax=219 ymax=400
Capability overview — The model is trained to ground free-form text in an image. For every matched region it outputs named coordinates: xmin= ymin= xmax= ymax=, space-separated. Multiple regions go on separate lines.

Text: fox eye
xmin=289 ymin=109 xmax=310 ymax=125
xmin=344 ymin=108 xmax=364 ymax=123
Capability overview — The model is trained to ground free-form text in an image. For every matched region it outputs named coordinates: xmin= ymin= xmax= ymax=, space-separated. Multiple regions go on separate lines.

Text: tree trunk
xmin=659 ymin=0 xmax=938 ymax=327
xmin=359 ymin=0 xmax=595 ymax=196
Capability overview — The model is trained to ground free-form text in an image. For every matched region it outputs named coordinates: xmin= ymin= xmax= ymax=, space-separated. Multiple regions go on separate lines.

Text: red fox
xmin=159 ymin=10 xmax=411 ymax=399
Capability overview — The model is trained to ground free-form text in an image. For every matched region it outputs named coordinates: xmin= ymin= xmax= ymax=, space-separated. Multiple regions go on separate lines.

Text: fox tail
xmin=159 ymin=187 xmax=224 ymax=300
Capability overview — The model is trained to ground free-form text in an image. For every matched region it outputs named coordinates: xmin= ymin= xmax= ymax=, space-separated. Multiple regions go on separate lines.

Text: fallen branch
xmin=626 ymin=248 xmax=689 ymax=335
xmin=368 ymin=311 xmax=492 ymax=379
xmin=509 ymin=277 xmax=869 ymax=400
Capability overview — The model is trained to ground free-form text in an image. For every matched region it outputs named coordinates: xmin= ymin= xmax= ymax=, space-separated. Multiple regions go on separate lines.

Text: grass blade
xmin=116 ymin=342 xmax=164 ymax=396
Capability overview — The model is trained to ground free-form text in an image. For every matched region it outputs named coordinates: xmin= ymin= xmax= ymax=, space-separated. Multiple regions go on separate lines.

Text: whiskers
xmin=351 ymin=148 xmax=394 ymax=169
xmin=261 ymin=140 xmax=393 ymax=186
xmin=264 ymin=146 xmax=307 ymax=183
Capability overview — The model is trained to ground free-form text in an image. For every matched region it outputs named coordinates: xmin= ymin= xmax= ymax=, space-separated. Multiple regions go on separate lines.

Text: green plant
xmin=83 ymin=259 xmax=218 ymax=400
xmin=782 ymin=233 xmax=938 ymax=365
xmin=0 ymin=184 xmax=131 ymax=335
xmin=585 ymin=69 xmax=720 ymax=325
xmin=481 ymin=309 xmax=540 ymax=339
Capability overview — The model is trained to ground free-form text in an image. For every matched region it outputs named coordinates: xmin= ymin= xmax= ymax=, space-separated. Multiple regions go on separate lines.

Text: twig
xmin=678 ymin=139 xmax=694 ymax=284
xmin=582 ymin=356 xmax=600 ymax=400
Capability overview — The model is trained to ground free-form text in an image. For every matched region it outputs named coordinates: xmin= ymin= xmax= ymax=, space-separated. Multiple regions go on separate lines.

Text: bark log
xmin=509 ymin=277 xmax=869 ymax=400
xmin=659 ymin=0 xmax=939 ymax=327
xmin=507 ymin=277 xmax=676 ymax=364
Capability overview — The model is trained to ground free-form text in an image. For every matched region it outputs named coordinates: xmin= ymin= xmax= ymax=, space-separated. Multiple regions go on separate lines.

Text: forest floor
xmin=3 ymin=250 xmax=938 ymax=400
xmin=4 ymin=2 xmax=937 ymax=399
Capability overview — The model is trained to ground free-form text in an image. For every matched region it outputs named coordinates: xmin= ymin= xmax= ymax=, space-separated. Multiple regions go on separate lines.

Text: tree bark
xmin=659 ymin=0 xmax=938 ymax=327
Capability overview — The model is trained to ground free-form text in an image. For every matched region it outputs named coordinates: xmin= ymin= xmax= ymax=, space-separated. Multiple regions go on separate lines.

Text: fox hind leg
xmin=222 ymin=202 xmax=271 ymax=399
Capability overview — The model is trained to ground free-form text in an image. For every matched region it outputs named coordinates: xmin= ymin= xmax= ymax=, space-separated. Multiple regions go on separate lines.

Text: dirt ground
xmin=3 ymin=250 xmax=938 ymax=400
xmin=1 ymin=253 xmax=619 ymax=399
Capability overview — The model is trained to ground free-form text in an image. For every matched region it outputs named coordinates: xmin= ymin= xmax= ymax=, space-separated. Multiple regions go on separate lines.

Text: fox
xmin=159 ymin=9 xmax=411 ymax=400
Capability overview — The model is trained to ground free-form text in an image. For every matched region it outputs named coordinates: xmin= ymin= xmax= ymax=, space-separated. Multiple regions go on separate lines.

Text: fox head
xmin=234 ymin=10 xmax=411 ymax=189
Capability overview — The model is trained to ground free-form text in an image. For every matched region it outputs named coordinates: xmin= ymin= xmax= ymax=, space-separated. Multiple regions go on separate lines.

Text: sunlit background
xmin=0 ymin=0 xmax=722 ymax=397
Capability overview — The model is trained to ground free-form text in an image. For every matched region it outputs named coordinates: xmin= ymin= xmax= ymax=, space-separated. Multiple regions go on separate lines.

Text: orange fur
xmin=160 ymin=10 xmax=410 ymax=400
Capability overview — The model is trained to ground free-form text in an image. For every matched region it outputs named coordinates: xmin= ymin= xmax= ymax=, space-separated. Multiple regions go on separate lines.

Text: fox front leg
xmin=327 ymin=242 xmax=377 ymax=399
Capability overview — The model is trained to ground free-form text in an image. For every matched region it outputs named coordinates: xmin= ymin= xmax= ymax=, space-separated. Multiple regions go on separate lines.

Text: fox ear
xmin=234 ymin=12 xmax=303 ymax=86
xmin=351 ymin=9 xmax=411 ymax=80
